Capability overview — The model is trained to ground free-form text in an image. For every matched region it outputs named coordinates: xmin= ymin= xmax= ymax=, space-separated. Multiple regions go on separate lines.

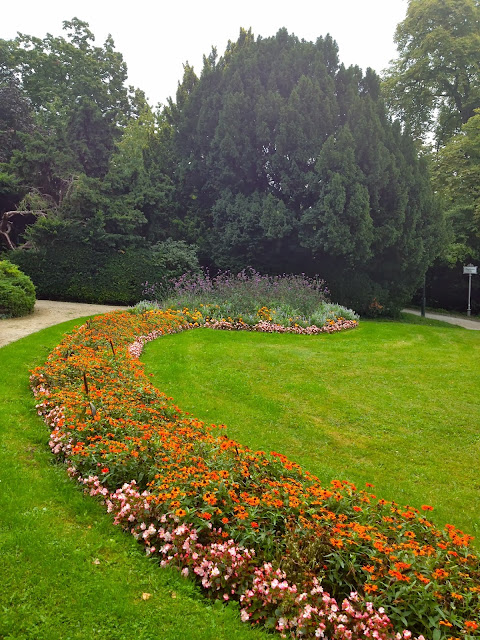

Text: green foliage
xmin=383 ymin=0 xmax=480 ymax=146
xmin=6 ymin=18 xmax=135 ymax=177
xmin=0 ymin=258 xmax=35 ymax=317
xmin=0 ymin=78 xmax=33 ymax=164
xmin=415 ymin=110 xmax=480 ymax=314
xmin=166 ymin=28 xmax=443 ymax=314
xmin=1 ymin=21 xmax=447 ymax=314
xmin=9 ymin=240 xmax=199 ymax=305
xmin=0 ymin=17 xmax=150 ymax=246
xmin=434 ymin=109 xmax=480 ymax=259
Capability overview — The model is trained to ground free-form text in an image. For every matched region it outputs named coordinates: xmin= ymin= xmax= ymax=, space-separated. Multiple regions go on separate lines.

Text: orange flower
xmin=364 ymin=584 xmax=378 ymax=593
xmin=465 ymin=621 xmax=478 ymax=630
xmin=432 ymin=568 xmax=449 ymax=580
xmin=414 ymin=572 xmax=430 ymax=585
xmin=362 ymin=565 xmax=375 ymax=574
xmin=330 ymin=538 xmax=344 ymax=548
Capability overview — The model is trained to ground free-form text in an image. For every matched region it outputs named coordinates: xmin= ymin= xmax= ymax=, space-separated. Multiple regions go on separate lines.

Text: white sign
xmin=463 ymin=265 xmax=478 ymax=275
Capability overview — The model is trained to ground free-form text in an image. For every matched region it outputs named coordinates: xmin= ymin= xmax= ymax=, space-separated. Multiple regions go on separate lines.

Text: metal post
xmin=468 ymin=273 xmax=472 ymax=316
xmin=421 ymin=275 xmax=426 ymax=317
xmin=463 ymin=264 xmax=477 ymax=316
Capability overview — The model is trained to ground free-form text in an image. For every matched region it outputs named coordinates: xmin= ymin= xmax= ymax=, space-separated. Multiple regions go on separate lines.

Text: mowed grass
xmin=142 ymin=315 xmax=480 ymax=546
xmin=0 ymin=321 xmax=269 ymax=640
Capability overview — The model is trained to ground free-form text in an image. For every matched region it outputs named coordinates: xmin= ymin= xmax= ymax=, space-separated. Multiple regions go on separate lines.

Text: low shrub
xmin=10 ymin=239 xmax=199 ymax=305
xmin=0 ymin=259 xmax=36 ymax=317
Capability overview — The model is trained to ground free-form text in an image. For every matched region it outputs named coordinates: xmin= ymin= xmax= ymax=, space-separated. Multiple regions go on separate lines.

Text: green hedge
xmin=0 ymin=259 xmax=36 ymax=317
xmin=8 ymin=240 xmax=199 ymax=305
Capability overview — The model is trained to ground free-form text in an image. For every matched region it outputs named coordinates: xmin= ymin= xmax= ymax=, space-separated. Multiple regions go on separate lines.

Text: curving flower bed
xmin=30 ymin=310 xmax=479 ymax=639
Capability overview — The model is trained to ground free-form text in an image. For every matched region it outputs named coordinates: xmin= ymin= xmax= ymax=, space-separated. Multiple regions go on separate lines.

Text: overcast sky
xmin=3 ymin=0 xmax=409 ymax=107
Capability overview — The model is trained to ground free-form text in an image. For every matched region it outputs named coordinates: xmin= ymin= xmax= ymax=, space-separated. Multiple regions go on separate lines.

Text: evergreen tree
xmin=165 ymin=28 xmax=442 ymax=313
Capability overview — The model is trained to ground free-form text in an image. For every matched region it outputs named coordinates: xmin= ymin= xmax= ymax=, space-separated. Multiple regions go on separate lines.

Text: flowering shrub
xmin=30 ymin=309 xmax=480 ymax=639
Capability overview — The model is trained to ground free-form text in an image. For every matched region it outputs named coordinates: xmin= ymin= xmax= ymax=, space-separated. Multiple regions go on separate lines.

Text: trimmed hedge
xmin=9 ymin=239 xmax=199 ymax=305
xmin=0 ymin=259 xmax=36 ymax=317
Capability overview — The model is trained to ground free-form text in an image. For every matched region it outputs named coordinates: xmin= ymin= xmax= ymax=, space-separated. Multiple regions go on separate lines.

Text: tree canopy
xmin=383 ymin=0 xmax=480 ymax=147
xmin=0 ymin=21 xmax=445 ymax=314
xmin=434 ymin=109 xmax=480 ymax=263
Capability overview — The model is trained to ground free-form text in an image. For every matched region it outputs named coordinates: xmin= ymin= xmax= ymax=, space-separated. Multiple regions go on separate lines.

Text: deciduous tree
xmin=383 ymin=0 xmax=480 ymax=147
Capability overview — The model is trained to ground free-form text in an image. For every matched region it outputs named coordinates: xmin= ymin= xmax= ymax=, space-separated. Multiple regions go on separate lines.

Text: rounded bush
xmin=0 ymin=259 xmax=36 ymax=318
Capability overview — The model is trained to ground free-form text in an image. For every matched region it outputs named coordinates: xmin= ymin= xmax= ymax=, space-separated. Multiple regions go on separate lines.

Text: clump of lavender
xmin=159 ymin=268 xmax=330 ymax=318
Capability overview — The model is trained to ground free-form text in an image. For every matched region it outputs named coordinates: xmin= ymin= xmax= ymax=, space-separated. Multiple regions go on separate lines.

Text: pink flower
xmin=240 ymin=610 xmax=250 ymax=622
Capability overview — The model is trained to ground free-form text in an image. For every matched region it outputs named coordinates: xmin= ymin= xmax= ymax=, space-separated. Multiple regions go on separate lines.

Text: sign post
xmin=463 ymin=264 xmax=478 ymax=316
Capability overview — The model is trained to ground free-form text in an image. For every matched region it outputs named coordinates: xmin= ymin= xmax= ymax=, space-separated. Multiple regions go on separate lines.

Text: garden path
xmin=0 ymin=299 xmax=127 ymax=348
xmin=402 ymin=308 xmax=480 ymax=330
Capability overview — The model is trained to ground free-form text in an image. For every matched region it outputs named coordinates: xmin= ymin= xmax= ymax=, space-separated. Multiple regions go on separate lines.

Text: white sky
xmin=2 ymin=0 xmax=409 ymax=107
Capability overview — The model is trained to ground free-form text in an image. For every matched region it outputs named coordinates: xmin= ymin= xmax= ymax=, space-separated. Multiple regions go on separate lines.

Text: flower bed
xmin=30 ymin=309 xmax=479 ymax=639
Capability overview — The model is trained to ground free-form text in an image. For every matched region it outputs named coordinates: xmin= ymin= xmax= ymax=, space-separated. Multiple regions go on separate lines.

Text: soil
xmin=0 ymin=299 xmax=128 ymax=348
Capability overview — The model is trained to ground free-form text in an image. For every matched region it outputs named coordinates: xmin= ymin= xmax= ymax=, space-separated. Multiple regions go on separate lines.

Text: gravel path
xmin=0 ymin=299 xmax=128 ymax=348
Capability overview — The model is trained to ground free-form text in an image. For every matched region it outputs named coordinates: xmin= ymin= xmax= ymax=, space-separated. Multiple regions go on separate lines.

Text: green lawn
xmin=0 ymin=321 xmax=268 ymax=640
xmin=142 ymin=316 xmax=480 ymax=545
xmin=2 ymin=313 xmax=479 ymax=639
